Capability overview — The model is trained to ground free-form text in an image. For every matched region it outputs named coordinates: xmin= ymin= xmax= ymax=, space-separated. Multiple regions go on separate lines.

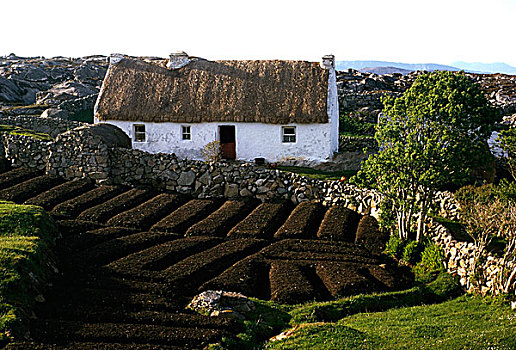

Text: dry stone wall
xmin=429 ymin=220 xmax=514 ymax=296
xmin=0 ymin=133 xmax=48 ymax=170
xmin=338 ymin=136 xmax=378 ymax=153
xmin=0 ymin=114 xmax=84 ymax=138
xmin=108 ymin=147 xmax=381 ymax=215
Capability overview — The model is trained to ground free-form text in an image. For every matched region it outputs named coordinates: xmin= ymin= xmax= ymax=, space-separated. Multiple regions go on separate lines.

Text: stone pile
xmin=187 ymin=290 xmax=255 ymax=320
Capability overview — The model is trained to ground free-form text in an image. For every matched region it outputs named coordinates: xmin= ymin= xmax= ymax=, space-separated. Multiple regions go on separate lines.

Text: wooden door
xmin=219 ymin=126 xmax=236 ymax=160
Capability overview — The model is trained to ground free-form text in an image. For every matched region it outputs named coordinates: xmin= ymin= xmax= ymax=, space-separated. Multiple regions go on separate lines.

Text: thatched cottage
xmin=94 ymin=52 xmax=339 ymax=164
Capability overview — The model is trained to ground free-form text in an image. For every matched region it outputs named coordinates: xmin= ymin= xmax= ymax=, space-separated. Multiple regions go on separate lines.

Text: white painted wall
xmin=96 ymin=120 xmax=334 ymax=164
xmin=327 ymin=63 xmax=339 ymax=154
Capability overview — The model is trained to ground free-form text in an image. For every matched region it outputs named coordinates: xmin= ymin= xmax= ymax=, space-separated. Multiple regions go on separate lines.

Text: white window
xmin=133 ymin=124 xmax=146 ymax=142
xmin=282 ymin=126 xmax=296 ymax=143
xmin=182 ymin=125 xmax=191 ymax=140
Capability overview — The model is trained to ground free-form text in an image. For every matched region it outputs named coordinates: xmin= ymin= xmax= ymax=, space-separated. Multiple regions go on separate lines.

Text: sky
xmin=1 ymin=0 xmax=515 ymax=66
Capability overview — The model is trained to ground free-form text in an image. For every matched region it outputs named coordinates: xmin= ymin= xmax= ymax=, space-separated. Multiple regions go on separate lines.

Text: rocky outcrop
xmin=0 ymin=55 xmax=108 ymax=122
xmin=337 ymin=69 xmax=516 ymax=124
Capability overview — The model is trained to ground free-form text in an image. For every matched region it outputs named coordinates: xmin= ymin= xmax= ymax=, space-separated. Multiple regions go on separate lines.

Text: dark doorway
xmin=219 ymin=125 xmax=236 ymax=160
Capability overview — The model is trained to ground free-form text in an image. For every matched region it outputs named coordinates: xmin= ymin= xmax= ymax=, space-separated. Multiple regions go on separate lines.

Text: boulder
xmin=36 ymin=80 xmax=97 ymax=105
xmin=0 ymin=75 xmax=23 ymax=104
xmin=41 ymin=108 xmax=70 ymax=120
xmin=187 ymin=290 xmax=255 ymax=319
xmin=73 ymin=63 xmax=107 ymax=82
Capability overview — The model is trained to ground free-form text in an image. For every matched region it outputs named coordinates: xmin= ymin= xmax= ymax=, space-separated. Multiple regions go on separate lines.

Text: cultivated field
xmin=0 ymin=167 xmax=410 ymax=349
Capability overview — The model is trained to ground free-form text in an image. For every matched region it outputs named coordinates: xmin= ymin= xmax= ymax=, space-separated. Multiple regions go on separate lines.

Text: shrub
xmin=412 ymin=242 xmax=445 ymax=283
xmin=201 ymin=141 xmax=222 ymax=163
xmin=455 ymin=180 xmax=516 ymax=207
xmin=339 ymin=112 xmax=376 ymax=136
xmin=384 ymin=235 xmax=405 ymax=260
xmin=402 ymin=240 xmax=424 ymax=265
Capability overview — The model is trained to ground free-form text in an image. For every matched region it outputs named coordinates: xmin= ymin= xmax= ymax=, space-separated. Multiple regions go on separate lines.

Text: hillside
xmin=336 ymin=60 xmax=461 ymax=73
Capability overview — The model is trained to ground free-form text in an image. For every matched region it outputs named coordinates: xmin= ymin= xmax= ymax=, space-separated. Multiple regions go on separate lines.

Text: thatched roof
xmin=95 ymin=57 xmax=329 ymax=124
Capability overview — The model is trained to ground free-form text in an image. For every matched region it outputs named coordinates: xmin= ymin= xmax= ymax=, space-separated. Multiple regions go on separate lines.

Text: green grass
xmin=277 ymin=166 xmax=357 ymax=181
xmin=265 ymin=295 xmax=516 ymax=349
xmin=0 ymin=202 xmax=57 ymax=345
xmin=339 ymin=132 xmax=375 ymax=139
xmin=224 ymin=273 xmax=464 ymax=349
xmin=0 ymin=125 xmax=52 ymax=141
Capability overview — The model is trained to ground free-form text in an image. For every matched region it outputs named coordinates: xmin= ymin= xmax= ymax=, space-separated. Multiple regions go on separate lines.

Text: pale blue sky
xmin=1 ymin=0 xmax=515 ymax=66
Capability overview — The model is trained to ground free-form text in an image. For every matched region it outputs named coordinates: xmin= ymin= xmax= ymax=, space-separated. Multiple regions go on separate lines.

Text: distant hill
xmin=336 ymin=60 xmax=461 ymax=73
xmin=358 ymin=66 xmax=412 ymax=75
xmin=452 ymin=61 xmax=516 ymax=75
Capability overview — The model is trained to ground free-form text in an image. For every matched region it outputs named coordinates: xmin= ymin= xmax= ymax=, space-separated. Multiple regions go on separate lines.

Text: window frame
xmin=133 ymin=124 xmax=146 ymax=143
xmin=181 ymin=125 xmax=191 ymax=141
xmin=282 ymin=126 xmax=296 ymax=143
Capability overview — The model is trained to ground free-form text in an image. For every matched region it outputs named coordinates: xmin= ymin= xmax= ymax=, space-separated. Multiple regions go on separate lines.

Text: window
xmin=282 ymin=126 xmax=296 ymax=143
xmin=134 ymin=124 xmax=146 ymax=142
xmin=182 ymin=125 xmax=191 ymax=140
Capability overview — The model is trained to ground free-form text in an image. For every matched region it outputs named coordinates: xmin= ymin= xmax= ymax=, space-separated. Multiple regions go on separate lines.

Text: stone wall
xmin=430 ymin=219 xmax=514 ymax=296
xmin=108 ymin=147 xmax=380 ymax=214
xmin=0 ymin=114 xmax=84 ymax=138
xmin=46 ymin=127 xmax=111 ymax=181
xmin=0 ymin=133 xmax=48 ymax=170
xmin=338 ymin=136 xmax=378 ymax=153
xmin=339 ymin=92 xmax=394 ymax=112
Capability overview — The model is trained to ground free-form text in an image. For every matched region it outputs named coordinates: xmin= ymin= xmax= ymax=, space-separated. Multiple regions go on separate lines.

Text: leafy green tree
xmin=352 ymin=71 xmax=500 ymax=241
xmin=499 ymin=127 xmax=516 ymax=180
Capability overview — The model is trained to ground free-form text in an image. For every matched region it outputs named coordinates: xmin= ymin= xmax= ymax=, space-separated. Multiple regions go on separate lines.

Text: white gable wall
xmin=327 ymin=63 xmax=340 ymax=154
xmin=96 ymin=120 xmax=334 ymax=164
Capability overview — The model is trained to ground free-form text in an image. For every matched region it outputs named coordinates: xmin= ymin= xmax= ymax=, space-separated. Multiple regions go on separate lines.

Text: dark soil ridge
xmin=0 ymin=167 xmax=407 ymax=349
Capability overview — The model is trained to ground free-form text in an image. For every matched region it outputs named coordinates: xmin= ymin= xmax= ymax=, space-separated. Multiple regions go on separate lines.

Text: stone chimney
xmin=321 ymin=55 xmax=335 ymax=70
xmin=109 ymin=53 xmax=125 ymax=65
xmin=167 ymin=51 xmax=190 ymax=69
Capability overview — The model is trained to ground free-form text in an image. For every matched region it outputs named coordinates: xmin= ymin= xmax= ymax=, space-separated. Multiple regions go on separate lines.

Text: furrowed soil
xmin=0 ymin=167 xmax=410 ymax=349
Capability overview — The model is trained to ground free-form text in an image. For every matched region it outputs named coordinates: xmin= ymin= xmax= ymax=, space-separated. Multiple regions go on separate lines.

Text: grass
xmin=265 ymin=295 xmax=516 ymax=349
xmin=0 ymin=125 xmax=52 ymax=141
xmin=339 ymin=132 xmax=375 ymax=139
xmin=2 ymin=104 xmax=50 ymax=111
xmin=277 ymin=166 xmax=357 ymax=181
xmin=224 ymin=273 xmax=466 ymax=349
xmin=0 ymin=201 xmax=57 ymax=346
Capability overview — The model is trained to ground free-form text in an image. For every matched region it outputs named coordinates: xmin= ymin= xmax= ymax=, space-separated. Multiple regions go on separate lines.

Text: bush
xmin=201 ymin=141 xmax=222 ymax=163
xmin=413 ymin=242 xmax=446 ymax=283
xmin=339 ymin=112 xmax=376 ymax=136
xmin=402 ymin=240 xmax=425 ymax=265
xmin=384 ymin=235 xmax=405 ymax=260
xmin=455 ymin=180 xmax=516 ymax=207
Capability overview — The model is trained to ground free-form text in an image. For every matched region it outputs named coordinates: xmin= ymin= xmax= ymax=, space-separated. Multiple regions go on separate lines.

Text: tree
xmin=499 ymin=127 xmax=516 ymax=180
xmin=352 ymin=71 xmax=500 ymax=241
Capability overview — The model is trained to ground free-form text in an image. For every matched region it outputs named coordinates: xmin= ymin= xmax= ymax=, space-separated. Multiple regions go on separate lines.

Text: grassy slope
xmin=265 ymin=295 xmax=516 ymax=349
xmin=224 ymin=274 xmax=515 ymax=349
xmin=0 ymin=201 xmax=58 ymax=345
